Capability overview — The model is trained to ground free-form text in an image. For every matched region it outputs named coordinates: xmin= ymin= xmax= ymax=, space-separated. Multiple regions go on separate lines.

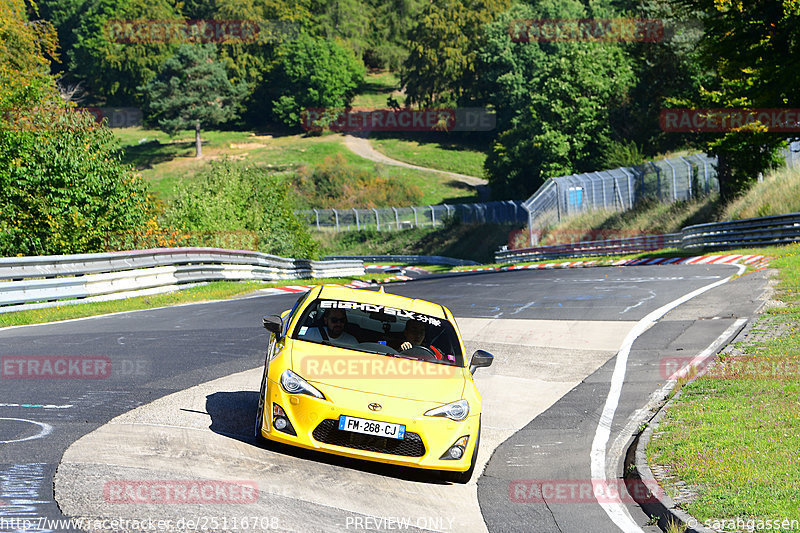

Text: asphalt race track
xmin=0 ymin=265 xmax=770 ymax=532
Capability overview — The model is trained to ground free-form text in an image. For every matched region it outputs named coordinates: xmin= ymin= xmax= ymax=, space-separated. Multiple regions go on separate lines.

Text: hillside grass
xmin=369 ymin=135 xmax=488 ymax=178
xmin=113 ymin=127 xmax=479 ymax=205
xmin=722 ymin=165 xmax=800 ymax=220
xmin=351 ymin=70 xmax=403 ymax=108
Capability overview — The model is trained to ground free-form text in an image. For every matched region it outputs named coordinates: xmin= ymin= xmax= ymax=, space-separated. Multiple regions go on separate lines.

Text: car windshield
xmin=291 ymin=298 xmax=463 ymax=366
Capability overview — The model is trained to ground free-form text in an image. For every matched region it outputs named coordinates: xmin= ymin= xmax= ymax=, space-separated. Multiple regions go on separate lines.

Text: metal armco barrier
xmin=496 ymin=234 xmax=682 ymax=263
xmin=0 ymin=247 xmax=364 ymax=313
xmin=496 ymin=212 xmax=800 ymax=263
xmin=324 ymin=255 xmax=479 ymax=266
xmin=681 ymin=213 xmax=800 ymax=250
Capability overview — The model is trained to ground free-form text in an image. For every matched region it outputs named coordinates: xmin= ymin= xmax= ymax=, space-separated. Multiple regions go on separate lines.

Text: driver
xmin=301 ymin=308 xmax=357 ymax=345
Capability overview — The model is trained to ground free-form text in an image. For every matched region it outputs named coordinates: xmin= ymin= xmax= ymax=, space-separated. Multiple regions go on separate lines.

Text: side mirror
xmin=469 ymin=349 xmax=494 ymax=375
xmin=262 ymin=315 xmax=282 ymax=336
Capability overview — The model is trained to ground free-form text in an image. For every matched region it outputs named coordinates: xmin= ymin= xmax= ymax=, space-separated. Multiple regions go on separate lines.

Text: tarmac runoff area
xmin=54 ymin=318 xmax=637 ymax=532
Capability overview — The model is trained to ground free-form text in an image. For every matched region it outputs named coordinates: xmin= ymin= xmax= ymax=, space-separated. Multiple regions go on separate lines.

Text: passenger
xmin=301 ymin=308 xmax=358 ymax=345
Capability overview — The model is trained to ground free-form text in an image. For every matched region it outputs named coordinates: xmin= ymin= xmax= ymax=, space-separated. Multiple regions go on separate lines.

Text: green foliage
xmin=363 ymin=0 xmax=425 ymax=70
xmin=259 ymin=34 xmax=365 ymax=127
xmin=0 ymin=105 xmax=151 ymax=256
xmin=0 ymin=0 xmax=60 ymax=110
xmin=68 ymin=0 xmax=181 ymax=105
xmin=401 ymin=0 xmax=511 ymax=107
xmin=480 ymin=3 xmax=636 ymax=199
xmin=141 ymin=43 xmax=246 ymax=151
xmin=292 ymin=154 xmax=423 ymax=208
xmin=165 ymin=160 xmax=319 ymax=259
xmin=668 ymin=0 xmax=800 ymax=199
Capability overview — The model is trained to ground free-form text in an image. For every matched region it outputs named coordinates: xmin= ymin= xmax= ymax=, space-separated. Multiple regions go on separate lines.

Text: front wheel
xmin=254 ymin=370 xmax=268 ymax=445
xmin=442 ymin=419 xmax=480 ymax=483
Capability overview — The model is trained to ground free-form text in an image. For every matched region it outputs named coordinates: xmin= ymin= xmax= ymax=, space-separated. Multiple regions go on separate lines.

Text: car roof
xmin=312 ymin=284 xmax=449 ymax=320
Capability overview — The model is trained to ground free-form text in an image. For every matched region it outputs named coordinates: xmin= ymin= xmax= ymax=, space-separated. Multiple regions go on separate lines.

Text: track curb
xmin=626 ymin=299 xmax=767 ymax=532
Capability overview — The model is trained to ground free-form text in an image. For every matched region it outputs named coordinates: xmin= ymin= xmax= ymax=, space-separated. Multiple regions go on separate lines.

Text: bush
xmin=0 ymin=105 xmax=152 ymax=256
xmin=164 ymin=161 xmax=319 ymax=259
xmin=292 ymin=154 xmax=423 ymax=209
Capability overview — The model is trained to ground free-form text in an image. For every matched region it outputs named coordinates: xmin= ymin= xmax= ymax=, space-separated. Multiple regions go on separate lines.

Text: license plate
xmin=338 ymin=415 xmax=406 ymax=440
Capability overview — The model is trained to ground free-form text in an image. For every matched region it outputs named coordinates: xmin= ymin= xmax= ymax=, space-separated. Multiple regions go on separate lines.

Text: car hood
xmin=289 ymin=343 xmax=467 ymax=403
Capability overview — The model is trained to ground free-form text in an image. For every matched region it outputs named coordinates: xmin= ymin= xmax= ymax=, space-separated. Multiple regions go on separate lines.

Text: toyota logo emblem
xmin=368 ymin=403 xmax=382 ymax=412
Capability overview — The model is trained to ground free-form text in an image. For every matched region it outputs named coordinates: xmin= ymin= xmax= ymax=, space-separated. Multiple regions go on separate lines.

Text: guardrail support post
xmin=679 ymin=156 xmax=694 ymax=199
xmin=663 ymin=159 xmax=679 ymax=201
xmin=619 ymin=167 xmax=635 ymax=210
xmin=649 ymin=162 xmax=662 ymax=202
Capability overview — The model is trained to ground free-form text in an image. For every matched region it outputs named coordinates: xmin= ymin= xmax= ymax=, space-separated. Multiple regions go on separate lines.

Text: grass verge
xmin=646 ymin=242 xmax=800 ymax=526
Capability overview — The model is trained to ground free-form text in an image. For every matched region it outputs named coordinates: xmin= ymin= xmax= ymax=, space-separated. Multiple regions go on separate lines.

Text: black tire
xmin=442 ymin=419 xmax=481 ymax=484
xmin=254 ymin=369 xmax=268 ymax=445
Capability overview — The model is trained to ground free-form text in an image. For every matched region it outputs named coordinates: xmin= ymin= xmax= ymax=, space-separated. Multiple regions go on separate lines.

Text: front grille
xmin=312 ymin=419 xmax=426 ymax=457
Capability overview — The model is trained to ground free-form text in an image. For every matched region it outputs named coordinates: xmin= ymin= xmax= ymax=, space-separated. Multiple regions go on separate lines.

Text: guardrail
xmin=0 ymin=247 xmax=364 ymax=313
xmin=496 ymin=234 xmax=682 ymax=263
xmin=496 ymin=212 xmax=800 ymax=263
xmin=681 ymin=213 xmax=800 ymax=250
xmin=323 ymin=255 xmax=480 ymax=266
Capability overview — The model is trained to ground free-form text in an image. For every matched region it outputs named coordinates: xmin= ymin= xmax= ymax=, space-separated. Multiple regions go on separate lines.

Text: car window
xmin=282 ymin=291 xmax=311 ymax=338
xmin=291 ymin=298 xmax=463 ymax=366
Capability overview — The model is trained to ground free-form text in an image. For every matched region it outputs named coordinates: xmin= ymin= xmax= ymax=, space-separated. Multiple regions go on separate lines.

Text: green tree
xmin=141 ymin=44 xmax=247 ymax=158
xmin=669 ymin=0 xmax=800 ymax=200
xmin=260 ymin=34 xmax=365 ymax=128
xmin=477 ymin=3 xmax=636 ymax=199
xmin=165 ymin=161 xmax=319 ymax=259
xmin=68 ymin=0 xmax=181 ymax=105
xmin=0 ymin=106 xmax=151 ymax=256
xmin=401 ymin=0 xmax=511 ymax=107
xmin=0 ymin=0 xmax=59 ymax=110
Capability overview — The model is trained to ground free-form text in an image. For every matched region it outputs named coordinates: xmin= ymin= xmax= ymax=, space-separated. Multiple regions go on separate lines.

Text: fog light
xmin=270 ymin=403 xmax=296 ymax=436
xmin=440 ymin=435 xmax=470 ymax=460
xmin=448 ymin=446 xmax=464 ymax=460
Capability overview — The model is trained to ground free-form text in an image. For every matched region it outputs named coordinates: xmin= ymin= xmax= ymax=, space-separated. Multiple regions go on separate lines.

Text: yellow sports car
xmin=255 ymin=284 xmax=493 ymax=483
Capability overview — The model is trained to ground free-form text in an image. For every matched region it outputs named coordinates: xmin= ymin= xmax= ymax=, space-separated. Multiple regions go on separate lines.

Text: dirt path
xmin=342 ymin=134 xmax=489 ymax=193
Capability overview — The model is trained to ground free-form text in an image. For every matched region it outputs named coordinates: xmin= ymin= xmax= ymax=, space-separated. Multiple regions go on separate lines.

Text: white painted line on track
xmin=0 ymin=403 xmax=72 ymax=409
xmin=590 ymin=263 xmax=745 ymax=532
xmin=0 ymin=418 xmax=53 ymax=444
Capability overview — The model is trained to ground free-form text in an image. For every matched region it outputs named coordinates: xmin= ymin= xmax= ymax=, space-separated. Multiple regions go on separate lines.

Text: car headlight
xmin=425 ymin=399 xmax=469 ymax=421
xmin=280 ymin=369 xmax=325 ymax=399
